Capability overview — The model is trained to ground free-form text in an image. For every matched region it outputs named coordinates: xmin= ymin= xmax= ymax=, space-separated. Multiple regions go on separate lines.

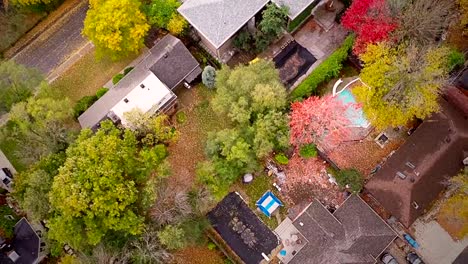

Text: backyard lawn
xmin=235 ymin=174 xmax=287 ymax=229
xmin=167 ymin=85 xmax=231 ymax=190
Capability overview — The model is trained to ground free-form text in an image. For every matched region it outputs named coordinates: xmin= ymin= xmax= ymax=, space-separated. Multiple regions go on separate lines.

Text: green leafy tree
xmin=83 ymin=0 xmax=150 ymax=59
xmin=202 ymin=66 xmax=216 ymax=89
xmin=7 ymin=97 xmax=76 ymax=164
xmin=0 ymin=60 xmax=43 ymax=113
xmin=233 ymin=30 xmax=254 ymax=52
xmin=200 ymin=60 xmax=289 ymax=198
xmin=12 ymin=152 xmax=66 ymax=221
xmin=206 ymin=129 xmax=258 ymax=171
xmin=335 ymin=169 xmax=364 ymax=193
xmin=47 ymin=121 xmax=168 ymax=249
xmin=167 ymin=13 xmax=188 ymax=36
xmin=353 ymin=43 xmax=451 ymax=129
xmin=144 ymin=0 xmax=180 ymax=29
xmin=123 ymin=109 xmax=178 ymax=146
xmin=157 ymin=225 xmax=186 ymax=250
xmin=252 ymin=111 xmax=289 ymax=158
xmin=258 ymin=3 xmax=289 ymax=39
xmin=212 ymin=60 xmax=287 ymax=124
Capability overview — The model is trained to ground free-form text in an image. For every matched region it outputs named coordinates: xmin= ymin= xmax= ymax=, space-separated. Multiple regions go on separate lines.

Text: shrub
xmin=290 ymin=35 xmax=355 ymax=101
xmin=112 ymin=73 xmax=124 ymax=85
xmin=73 ymin=95 xmax=98 ymax=118
xmin=234 ymin=30 xmax=254 ymax=52
xmin=334 ymin=168 xmax=363 ymax=194
xmin=157 ymin=224 xmax=186 ymax=250
xmin=299 ymin=143 xmax=317 ymax=158
xmin=207 ymin=242 xmax=217 ymax=250
xmin=254 ymin=33 xmax=271 ymax=53
xmin=96 ymin=87 xmax=109 ymax=99
xmin=448 ymin=49 xmax=465 ymax=72
xmin=167 ymin=13 xmax=188 ymax=36
xmin=123 ymin=66 xmax=134 ymax=75
xmin=176 ymin=111 xmax=187 ymax=124
xmin=274 ymin=153 xmax=289 ymax=165
xmin=202 ymin=66 xmax=217 ymax=89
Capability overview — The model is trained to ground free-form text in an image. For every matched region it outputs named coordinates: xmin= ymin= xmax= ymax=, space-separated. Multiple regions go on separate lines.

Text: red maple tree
xmin=289 ymin=95 xmax=352 ymax=150
xmin=341 ymin=0 xmax=398 ymax=54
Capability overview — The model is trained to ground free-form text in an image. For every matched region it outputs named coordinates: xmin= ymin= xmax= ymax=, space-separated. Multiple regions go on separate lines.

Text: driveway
xmin=412 ymin=218 xmax=468 ymax=264
xmin=13 ymin=2 xmax=89 ymax=77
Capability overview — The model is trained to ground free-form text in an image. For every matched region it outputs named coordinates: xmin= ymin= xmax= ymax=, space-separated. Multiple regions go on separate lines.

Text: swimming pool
xmin=336 ymin=89 xmax=370 ymax=128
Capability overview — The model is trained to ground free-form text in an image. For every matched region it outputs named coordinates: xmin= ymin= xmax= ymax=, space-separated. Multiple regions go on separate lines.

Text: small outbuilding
xmin=208 ymin=192 xmax=279 ymax=264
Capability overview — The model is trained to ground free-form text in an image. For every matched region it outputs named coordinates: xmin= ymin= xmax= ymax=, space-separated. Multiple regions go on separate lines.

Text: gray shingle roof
xmin=178 ymin=0 xmax=269 ymax=49
xmin=12 ymin=218 xmax=40 ymax=264
xmin=78 ymin=35 xmax=200 ymax=129
xmin=290 ymin=195 xmax=396 ymax=264
xmin=272 ymin=0 xmax=318 ymax=20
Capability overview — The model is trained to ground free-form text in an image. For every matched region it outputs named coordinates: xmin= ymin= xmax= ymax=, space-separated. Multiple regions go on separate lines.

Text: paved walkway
xmin=13 ymin=1 xmax=89 ymax=78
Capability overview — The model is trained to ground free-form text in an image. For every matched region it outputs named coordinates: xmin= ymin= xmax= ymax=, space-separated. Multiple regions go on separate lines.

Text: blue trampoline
xmin=256 ymin=191 xmax=283 ymax=217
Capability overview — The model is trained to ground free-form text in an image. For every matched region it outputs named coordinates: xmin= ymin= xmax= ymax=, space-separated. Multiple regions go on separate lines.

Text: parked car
xmin=381 ymin=253 xmax=399 ymax=264
xmin=407 ymin=252 xmax=424 ymax=264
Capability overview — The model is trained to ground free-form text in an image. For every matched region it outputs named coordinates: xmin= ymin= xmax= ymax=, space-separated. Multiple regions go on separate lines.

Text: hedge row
xmin=73 ymin=87 xmax=109 ymax=119
xmin=290 ymin=35 xmax=355 ymax=101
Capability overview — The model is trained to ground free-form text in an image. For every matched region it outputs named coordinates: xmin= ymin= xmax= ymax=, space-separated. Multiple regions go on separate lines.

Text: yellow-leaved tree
xmin=353 ymin=42 xmax=450 ymax=129
xmin=167 ymin=13 xmax=188 ymax=36
xmin=83 ymin=0 xmax=150 ymax=59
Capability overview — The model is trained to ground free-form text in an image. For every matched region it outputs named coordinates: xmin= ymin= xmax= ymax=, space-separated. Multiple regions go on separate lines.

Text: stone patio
xmin=274 ymin=217 xmax=308 ymax=264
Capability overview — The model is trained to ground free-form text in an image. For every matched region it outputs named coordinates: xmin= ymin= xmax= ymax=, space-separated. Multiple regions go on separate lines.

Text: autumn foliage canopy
xmin=289 ymin=95 xmax=352 ymax=149
xmin=341 ymin=0 xmax=397 ymax=54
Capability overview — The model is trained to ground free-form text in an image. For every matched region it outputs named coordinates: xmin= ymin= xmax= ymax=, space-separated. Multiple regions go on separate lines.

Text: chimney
xmin=8 ymin=250 xmax=20 ymax=262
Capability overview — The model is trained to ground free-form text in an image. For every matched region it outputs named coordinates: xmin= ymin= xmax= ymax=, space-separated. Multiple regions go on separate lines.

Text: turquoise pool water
xmin=336 ymin=89 xmax=369 ymax=128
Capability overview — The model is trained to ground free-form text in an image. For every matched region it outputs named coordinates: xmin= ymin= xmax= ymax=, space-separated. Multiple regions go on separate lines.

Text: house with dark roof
xmin=178 ymin=0 xmax=322 ymax=61
xmin=0 ymin=218 xmax=42 ymax=264
xmin=366 ymin=96 xmax=468 ymax=228
xmin=78 ymin=34 xmax=201 ymax=130
xmin=207 ymin=192 xmax=280 ymax=264
xmin=275 ymin=195 xmax=396 ymax=264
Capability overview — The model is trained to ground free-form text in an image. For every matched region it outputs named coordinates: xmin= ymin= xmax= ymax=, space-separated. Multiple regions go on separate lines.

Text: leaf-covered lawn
xmin=167 ymin=86 xmax=231 ymax=190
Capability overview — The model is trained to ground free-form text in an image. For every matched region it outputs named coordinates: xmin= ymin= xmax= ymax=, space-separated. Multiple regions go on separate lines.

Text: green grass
xmin=50 ymin=49 xmax=138 ymax=103
xmin=0 ymin=205 xmax=19 ymax=239
xmin=287 ymin=4 xmax=315 ymax=32
xmin=242 ymin=174 xmax=286 ymax=229
xmin=194 ymin=86 xmax=231 ymax=135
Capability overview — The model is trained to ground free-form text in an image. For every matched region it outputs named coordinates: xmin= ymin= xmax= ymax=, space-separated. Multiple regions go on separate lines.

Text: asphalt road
xmin=13 ymin=3 xmax=88 ymax=76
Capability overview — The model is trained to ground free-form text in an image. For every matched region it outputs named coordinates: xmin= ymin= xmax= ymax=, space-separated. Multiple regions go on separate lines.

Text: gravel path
xmin=13 ymin=3 xmax=88 ymax=77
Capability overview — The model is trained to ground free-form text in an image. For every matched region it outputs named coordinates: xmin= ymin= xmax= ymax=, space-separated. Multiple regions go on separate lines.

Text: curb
xmin=5 ymin=0 xmax=87 ymax=59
